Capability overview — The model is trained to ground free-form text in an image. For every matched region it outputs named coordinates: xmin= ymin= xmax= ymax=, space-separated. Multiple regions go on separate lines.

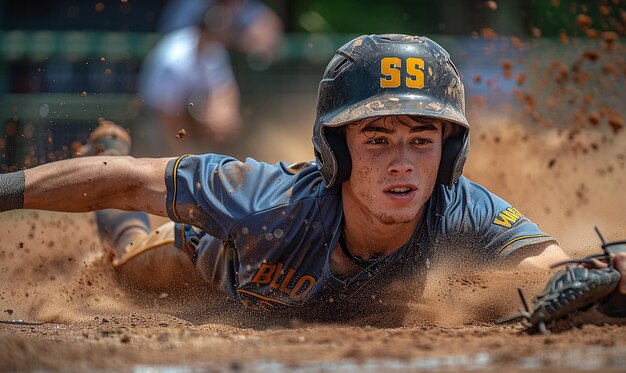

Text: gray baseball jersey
xmin=165 ymin=154 xmax=556 ymax=310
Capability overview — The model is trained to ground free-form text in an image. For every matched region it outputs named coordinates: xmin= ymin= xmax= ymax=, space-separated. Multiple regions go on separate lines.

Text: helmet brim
xmin=321 ymin=92 xmax=469 ymax=129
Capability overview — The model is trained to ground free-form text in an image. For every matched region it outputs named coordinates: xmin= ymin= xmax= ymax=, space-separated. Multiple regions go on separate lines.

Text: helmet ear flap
xmin=324 ymin=126 xmax=352 ymax=187
xmin=437 ymin=131 xmax=469 ymax=187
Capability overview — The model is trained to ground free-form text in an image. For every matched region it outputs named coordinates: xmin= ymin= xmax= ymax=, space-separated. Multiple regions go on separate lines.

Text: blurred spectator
xmin=137 ymin=0 xmax=283 ymax=156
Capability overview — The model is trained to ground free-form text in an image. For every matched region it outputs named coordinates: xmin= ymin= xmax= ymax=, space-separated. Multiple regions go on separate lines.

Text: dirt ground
xmin=2 ymin=36 xmax=626 ymax=372
xmin=1 ymin=210 xmax=626 ymax=373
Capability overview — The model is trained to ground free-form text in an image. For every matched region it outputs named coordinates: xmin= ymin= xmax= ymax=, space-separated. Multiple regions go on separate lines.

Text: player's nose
xmin=387 ymin=145 xmax=414 ymax=175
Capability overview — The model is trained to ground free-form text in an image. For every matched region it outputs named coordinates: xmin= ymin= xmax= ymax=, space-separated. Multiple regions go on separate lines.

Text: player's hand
xmin=614 ymin=253 xmax=626 ymax=295
xmin=595 ymin=252 xmax=626 ymax=317
xmin=588 ymin=252 xmax=626 ymax=295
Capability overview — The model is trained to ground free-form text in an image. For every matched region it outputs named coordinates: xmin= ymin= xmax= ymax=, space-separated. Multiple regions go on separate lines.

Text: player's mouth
xmin=383 ymin=185 xmax=417 ymax=199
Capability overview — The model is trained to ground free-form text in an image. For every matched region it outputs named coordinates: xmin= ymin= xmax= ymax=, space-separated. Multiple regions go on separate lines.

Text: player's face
xmin=342 ymin=115 xmax=443 ymax=225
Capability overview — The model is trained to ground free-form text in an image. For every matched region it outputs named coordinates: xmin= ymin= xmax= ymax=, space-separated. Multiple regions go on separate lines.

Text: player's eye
xmin=411 ymin=138 xmax=433 ymax=145
xmin=365 ymin=137 xmax=388 ymax=145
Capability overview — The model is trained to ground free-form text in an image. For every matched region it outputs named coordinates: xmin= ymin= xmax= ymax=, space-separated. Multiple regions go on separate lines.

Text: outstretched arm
xmin=516 ymin=243 xmax=570 ymax=270
xmin=3 ymin=155 xmax=173 ymax=217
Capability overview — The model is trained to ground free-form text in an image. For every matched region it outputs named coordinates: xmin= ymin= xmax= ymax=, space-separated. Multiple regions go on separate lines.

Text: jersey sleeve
xmin=165 ymin=154 xmax=299 ymax=240
xmin=438 ymin=177 xmax=557 ymax=260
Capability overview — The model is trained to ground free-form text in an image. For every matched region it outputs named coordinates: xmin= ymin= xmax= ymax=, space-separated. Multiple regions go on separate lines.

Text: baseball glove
xmin=497 ymin=228 xmax=625 ymax=334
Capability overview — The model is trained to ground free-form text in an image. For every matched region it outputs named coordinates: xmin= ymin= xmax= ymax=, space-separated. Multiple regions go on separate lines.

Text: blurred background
xmin=0 ymin=0 xmax=624 ymax=247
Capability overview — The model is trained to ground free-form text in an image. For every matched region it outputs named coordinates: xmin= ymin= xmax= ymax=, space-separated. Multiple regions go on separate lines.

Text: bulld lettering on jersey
xmin=251 ymin=263 xmax=316 ymax=302
xmin=493 ymin=206 xmax=524 ymax=228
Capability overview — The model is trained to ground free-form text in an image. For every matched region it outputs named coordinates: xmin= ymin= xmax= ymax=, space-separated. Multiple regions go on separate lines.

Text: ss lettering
xmin=380 ymin=57 xmax=425 ymax=89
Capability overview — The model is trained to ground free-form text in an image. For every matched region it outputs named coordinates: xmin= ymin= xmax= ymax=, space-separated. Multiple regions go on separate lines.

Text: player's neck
xmin=341 ymin=205 xmax=422 ymax=260
xmin=330 ymin=212 xmax=419 ymax=279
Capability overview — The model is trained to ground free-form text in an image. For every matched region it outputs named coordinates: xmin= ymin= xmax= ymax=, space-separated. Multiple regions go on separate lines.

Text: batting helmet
xmin=312 ymin=34 xmax=470 ymax=189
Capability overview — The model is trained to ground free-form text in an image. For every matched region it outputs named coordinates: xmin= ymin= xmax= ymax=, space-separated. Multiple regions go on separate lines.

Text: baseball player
xmin=2 ymin=34 xmax=623 ymax=313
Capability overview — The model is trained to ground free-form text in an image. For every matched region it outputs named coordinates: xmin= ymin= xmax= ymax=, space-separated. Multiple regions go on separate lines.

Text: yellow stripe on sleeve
xmin=496 ymin=234 xmax=551 ymax=256
xmin=171 ymin=154 xmax=193 ymax=222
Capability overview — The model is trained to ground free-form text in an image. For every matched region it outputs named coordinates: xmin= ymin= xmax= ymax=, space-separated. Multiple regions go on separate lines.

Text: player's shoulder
xmin=431 ymin=175 xmax=516 ymax=226
xmin=283 ymin=161 xmax=315 ymax=175
xmin=437 ymin=176 xmax=498 ymax=206
xmin=167 ymin=155 xmax=335 ymax=231
xmin=177 ymin=154 xmax=330 ymax=200
xmin=427 ymin=176 xmax=548 ymax=256
xmin=232 ymin=158 xmax=320 ymax=181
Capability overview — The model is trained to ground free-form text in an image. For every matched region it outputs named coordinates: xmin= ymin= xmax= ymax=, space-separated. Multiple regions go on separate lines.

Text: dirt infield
xmin=1 ymin=210 xmax=625 ymax=372
xmin=2 ymin=36 xmax=626 ymax=371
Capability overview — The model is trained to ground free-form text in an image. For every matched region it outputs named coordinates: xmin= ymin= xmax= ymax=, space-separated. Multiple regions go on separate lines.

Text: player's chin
xmin=374 ymin=210 xmax=419 ymax=225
